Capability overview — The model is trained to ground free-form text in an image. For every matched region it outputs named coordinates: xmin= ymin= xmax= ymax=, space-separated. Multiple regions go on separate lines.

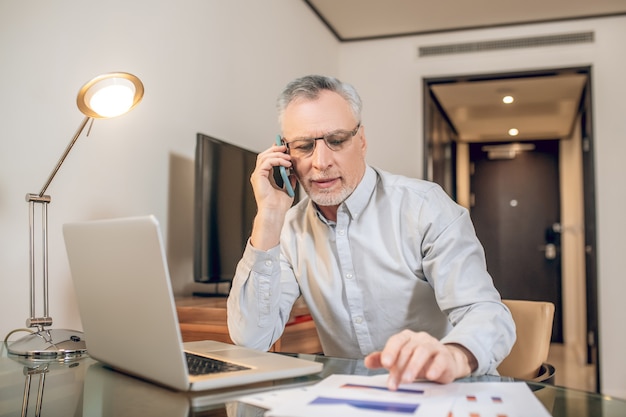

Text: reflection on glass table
xmin=1 ymin=345 xmax=624 ymax=417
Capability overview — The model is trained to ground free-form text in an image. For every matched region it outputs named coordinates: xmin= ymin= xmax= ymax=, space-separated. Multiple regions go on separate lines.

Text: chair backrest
xmin=497 ymin=299 xmax=555 ymax=380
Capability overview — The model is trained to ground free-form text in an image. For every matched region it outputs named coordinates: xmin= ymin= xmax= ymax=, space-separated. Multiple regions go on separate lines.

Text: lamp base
xmin=7 ymin=329 xmax=87 ymax=360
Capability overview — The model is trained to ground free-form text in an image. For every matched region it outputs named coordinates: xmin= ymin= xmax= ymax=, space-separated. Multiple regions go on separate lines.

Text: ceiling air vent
xmin=418 ymin=31 xmax=594 ymax=57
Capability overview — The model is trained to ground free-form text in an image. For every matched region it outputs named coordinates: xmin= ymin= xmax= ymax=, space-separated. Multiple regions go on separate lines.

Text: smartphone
xmin=274 ymin=135 xmax=295 ymax=197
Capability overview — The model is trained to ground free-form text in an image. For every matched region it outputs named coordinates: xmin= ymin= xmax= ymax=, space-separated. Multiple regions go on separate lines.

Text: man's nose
xmin=311 ymin=139 xmax=333 ymax=169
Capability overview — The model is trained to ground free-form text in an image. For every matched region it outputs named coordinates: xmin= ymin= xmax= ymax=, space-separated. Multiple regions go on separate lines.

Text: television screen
xmin=193 ymin=133 xmax=258 ymax=295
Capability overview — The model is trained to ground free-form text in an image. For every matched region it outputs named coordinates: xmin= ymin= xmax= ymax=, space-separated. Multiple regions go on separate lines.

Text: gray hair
xmin=276 ymin=75 xmax=362 ymax=125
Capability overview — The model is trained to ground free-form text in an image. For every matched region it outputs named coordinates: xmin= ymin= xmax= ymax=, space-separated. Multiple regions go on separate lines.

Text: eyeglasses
xmin=283 ymin=123 xmax=361 ymax=158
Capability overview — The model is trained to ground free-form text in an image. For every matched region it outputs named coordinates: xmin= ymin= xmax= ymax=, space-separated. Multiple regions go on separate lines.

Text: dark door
xmin=423 ymin=83 xmax=458 ymax=199
xmin=469 ymin=140 xmax=563 ymax=342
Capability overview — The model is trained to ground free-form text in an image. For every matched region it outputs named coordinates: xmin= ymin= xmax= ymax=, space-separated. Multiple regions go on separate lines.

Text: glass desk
xmin=1 ymin=344 xmax=624 ymax=416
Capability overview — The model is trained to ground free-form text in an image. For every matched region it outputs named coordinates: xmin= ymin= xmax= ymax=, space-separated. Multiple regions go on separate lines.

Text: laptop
xmin=62 ymin=215 xmax=322 ymax=392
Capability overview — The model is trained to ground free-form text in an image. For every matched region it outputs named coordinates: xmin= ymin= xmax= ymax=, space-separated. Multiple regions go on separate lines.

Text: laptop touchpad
xmin=210 ymin=349 xmax=267 ymax=360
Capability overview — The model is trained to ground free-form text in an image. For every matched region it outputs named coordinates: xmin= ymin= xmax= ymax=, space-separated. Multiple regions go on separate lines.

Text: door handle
xmin=541 ymin=223 xmax=561 ymax=260
xmin=538 ymin=243 xmax=557 ymax=260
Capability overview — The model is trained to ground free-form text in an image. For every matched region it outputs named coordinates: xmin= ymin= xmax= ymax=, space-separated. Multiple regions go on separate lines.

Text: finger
xmin=364 ymin=352 xmax=383 ymax=369
xmin=379 ymin=330 xmax=413 ymax=368
xmin=424 ymin=352 xmax=454 ymax=383
xmin=253 ymin=151 xmax=290 ymax=182
xmin=273 ymin=142 xmax=287 ymax=152
xmin=405 ymin=343 xmax=462 ymax=384
xmin=380 ymin=332 xmax=422 ymax=390
xmin=428 ymin=344 xmax=473 ymax=383
xmin=392 ymin=335 xmax=454 ymax=388
xmin=384 ymin=331 xmax=437 ymax=371
xmin=250 ymin=157 xmax=293 ymax=208
xmin=257 ymin=146 xmax=290 ymax=165
xmin=394 ymin=344 xmax=437 ymax=386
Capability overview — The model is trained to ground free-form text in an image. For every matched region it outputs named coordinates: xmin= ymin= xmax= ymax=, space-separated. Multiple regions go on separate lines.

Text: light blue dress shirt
xmin=227 ymin=166 xmax=516 ymax=375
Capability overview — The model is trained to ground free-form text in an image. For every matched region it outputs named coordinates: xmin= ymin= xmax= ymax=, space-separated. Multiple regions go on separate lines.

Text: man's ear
xmin=359 ymin=125 xmax=368 ymax=155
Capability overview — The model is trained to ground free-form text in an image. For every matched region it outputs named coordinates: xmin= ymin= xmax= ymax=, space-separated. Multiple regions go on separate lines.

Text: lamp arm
xmin=38 ymin=116 xmax=93 ymax=197
xmin=24 ymin=115 xmax=93 ymax=329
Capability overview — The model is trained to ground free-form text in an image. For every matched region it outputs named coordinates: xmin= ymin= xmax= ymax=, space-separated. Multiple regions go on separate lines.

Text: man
xmin=227 ymin=75 xmax=515 ymax=390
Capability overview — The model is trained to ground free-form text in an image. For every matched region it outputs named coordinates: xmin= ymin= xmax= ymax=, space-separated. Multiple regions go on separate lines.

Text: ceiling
xmin=304 ymin=0 xmax=626 ymax=42
xmin=430 ymin=73 xmax=588 ymax=142
xmin=304 ymin=0 xmax=625 ymax=143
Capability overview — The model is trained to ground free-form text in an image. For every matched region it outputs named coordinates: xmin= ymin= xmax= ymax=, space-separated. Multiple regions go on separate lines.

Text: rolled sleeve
xmin=440 ymin=301 xmax=516 ymax=375
xmin=227 ymin=240 xmax=299 ymax=350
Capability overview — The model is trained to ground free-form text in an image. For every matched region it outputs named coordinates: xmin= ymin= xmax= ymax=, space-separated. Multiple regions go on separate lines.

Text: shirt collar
xmin=343 ymin=165 xmax=376 ymax=221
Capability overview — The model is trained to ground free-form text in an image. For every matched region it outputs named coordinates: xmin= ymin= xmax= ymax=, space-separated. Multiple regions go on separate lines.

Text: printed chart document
xmin=237 ymin=374 xmax=552 ymax=417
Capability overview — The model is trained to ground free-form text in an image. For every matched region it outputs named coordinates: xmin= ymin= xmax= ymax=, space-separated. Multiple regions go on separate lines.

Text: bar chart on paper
xmin=238 ymin=374 xmax=552 ymax=417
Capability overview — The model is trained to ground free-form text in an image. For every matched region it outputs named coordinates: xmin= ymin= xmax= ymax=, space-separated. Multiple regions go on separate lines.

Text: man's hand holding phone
xmin=273 ymin=135 xmax=295 ymax=197
xmin=247 ymin=136 xmax=296 ymax=250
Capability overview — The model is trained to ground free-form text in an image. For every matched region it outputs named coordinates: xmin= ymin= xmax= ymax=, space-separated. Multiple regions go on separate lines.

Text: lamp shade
xmin=76 ymin=72 xmax=144 ymax=119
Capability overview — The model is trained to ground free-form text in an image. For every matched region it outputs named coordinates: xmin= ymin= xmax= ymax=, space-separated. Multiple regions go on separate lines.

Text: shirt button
xmin=354 ymin=316 xmax=363 ymax=324
xmin=346 ymin=273 xmax=353 ymax=279
xmin=265 ymin=260 xmax=272 ymax=266
xmin=338 ymin=229 xmax=345 ymax=236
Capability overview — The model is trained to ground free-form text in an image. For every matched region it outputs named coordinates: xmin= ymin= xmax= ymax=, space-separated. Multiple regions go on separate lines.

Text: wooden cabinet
xmin=175 ymin=297 xmax=322 ymax=354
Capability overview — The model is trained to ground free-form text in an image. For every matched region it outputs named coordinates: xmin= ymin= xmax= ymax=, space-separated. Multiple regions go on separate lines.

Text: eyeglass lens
xmin=286 ymin=124 xmax=360 ymax=157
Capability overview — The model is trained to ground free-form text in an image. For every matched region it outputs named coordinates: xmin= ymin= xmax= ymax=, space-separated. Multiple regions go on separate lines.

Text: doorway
xmin=423 ymin=67 xmax=599 ymax=390
xmin=470 ymin=140 xmax=562 ymax=342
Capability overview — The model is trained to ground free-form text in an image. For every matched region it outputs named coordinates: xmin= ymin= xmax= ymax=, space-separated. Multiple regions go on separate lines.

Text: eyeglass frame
xmin=281 ymin=123 xmax=361 ymax=157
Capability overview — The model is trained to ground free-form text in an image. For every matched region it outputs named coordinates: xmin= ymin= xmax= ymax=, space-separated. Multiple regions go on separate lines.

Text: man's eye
xmin=326 ymin=134 xmax=349 ymax=147
xmin=294 ymin=141 xmax=314 ymax=151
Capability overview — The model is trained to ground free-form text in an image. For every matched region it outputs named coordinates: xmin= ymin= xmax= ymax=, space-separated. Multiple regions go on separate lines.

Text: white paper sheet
xmin=236 ymin=374 xmax=552 ymax=417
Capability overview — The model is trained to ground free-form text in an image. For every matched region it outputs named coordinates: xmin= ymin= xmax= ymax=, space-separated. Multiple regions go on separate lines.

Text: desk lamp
xmin=8 ymin=72 xmax=144 ymax=360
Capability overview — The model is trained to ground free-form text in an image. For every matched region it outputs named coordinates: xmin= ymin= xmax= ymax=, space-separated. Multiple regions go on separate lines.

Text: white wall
xmin=339 ymin=16 xmax=626 ymax=398
xmin=0 ymin=0 xmax=337 ymax=343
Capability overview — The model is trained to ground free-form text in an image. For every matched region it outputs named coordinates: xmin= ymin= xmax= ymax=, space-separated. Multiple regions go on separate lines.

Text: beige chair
xmin=497 ymin=299 xmax=556 ymax=382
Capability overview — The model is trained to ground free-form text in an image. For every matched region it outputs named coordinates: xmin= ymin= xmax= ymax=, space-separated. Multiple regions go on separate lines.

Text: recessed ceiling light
xmin=502 ymin=95 xmax=514 ymax=104
xmin=508 ymin=128 xmax=519 ymax=136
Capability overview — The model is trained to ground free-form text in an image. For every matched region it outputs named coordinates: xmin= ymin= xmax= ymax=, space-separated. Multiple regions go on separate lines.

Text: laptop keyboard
xmin=185 ymin=352 xmax=251 ymax=376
